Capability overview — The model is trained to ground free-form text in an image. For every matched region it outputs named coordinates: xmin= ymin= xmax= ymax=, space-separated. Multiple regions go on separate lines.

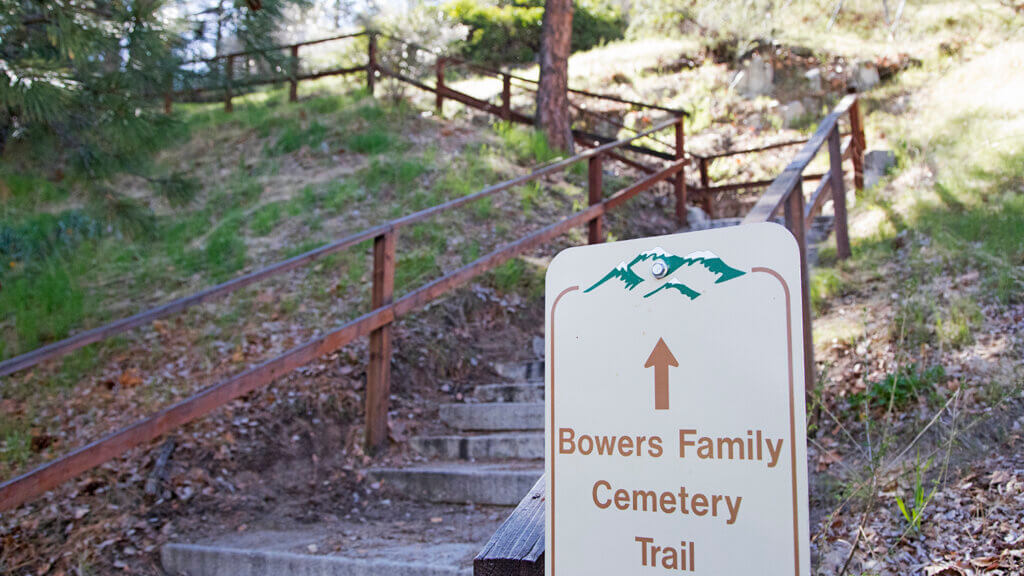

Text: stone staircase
xmin=369 ymin=360 xmax=544 ymax=507
xmin=161 ymin=358 xmax=546 ymax=576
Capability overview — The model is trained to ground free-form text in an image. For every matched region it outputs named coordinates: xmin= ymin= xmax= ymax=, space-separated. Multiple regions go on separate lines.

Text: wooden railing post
xmin=588 ymin=153 xmax=604 ymax=244
xmin=783 ymin=179 xmax=814 ymax=396
xmin=501 ymin=72 xmax=512 ymax=121
xmin=674 ymin=117 xmax=687 ymax=226
xmin=224 ymin=55 xmax=234 ymax=113
xmin=289 ymin=45 xmax=300 ymax=102
xmin=827 ymin=126 xmax=851 ymax=259
xmin=435 ymin=57 xmax=445 ymax=114
xmin=366 ymin=229 xmax=395 ymax=453
xmin=366 ymin=32 xmax=377 ymax=96
xmin=698 ymin=156 xmax=713 ymax=218
xmin=848 ymin=97 xmax=865 ymax=192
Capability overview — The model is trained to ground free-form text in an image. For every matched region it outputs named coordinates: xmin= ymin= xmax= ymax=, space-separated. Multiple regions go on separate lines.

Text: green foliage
xmin=0 ymin=0 xmax=199 ymax=214
xmin=809 ymin=268 xmax=844 ymax=314
xmin=249 ymin=203 xmax=284 ymax=236
xmin=364 ymin=157 xmax=429 ymax=192
xmin=495 ymin=122 xmax=560 ymax=163
xmin=489 ymin=257 xmax=544 ymax=298
xmin=445 ymin=0 xmax=625 ymax=63
xmin=204 ymin=216 xmax=248 ymax=281
xmin=0 ymin=256 xmax=88 ymax=353
xmin=269 ymin=121 xmax=328 ymax=155
xmin=895 ymin=455 xmax=938 ymax=534
xmin=848 ymin=364 xmax=946 ymax=412
xmin=348 ymin=131 xmax=395 ymax=155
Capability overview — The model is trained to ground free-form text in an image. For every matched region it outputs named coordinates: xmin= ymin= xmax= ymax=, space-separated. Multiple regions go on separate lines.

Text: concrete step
xmin=163 ymin=542 xmax=474 ymax=576
xmin=409 ymin=433 xmax=544 ymax=461
xmin=491 ymin=360 xmax=544 ymax=382
xmin=473 ymin=382 xmax=544 ymax=403
xmin=161 ymin=514 xmax=497 ymax=576
xmin=368 ymin=463 xmax=541 ymax=506
xmin=439 ymin=403 xmax=543 ymax=431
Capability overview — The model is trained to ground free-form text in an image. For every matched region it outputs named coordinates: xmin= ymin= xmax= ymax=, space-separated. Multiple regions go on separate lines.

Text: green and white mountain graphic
xmin=584 ymin=247 xmax=745 ymax=299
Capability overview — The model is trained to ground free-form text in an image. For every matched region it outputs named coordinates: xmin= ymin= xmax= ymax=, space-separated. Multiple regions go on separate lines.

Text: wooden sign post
xmin=545 ymin=223 xmax=810 ymax=575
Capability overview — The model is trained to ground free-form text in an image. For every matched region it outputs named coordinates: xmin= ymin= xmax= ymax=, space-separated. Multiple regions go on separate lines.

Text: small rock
xmin=778 ymin=100 xmax=807 ymax=128
xmin=685 ymin=205 xmax=711 ymax=231
xmin=804 ymin=68 xmax=822 ymax=92
xmin=816 ymin=539 xmax=855 ymax=575
xmin=864 ymin=149 xmax=896 ymax=189
xmin=730 ymin=54 xmax=774 ymax=97
xmin=851 ymin=61 xmax=880 ymax=91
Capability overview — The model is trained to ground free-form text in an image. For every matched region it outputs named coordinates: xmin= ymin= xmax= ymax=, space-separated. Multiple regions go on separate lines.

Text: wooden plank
xmin=436 ymin=57 xmax=445 ymax=113
xmin=804 ymin=174 xmax=832 ymax=225
xmin=588 ymin=155 xmax=604 ymax=243
xmin=828 ymin=126 xmax=851 ymax=259
xmin=783 ymin=179 xmax=815 ymax=399
xmin=224 ymin=56 xmax=234 ymax=113
xmin=367 ymin=33 xmax=376 ymax=94
xmin=0 ymin=306 xmax=394 ymax=512
xmin=288 ymin=45 xmax=299 ymax=101
xmin=571 ymin=129 xmax=676 ymax=161
xmin=501 ymin=73 xmax=511 ymax=121
xmin=366 ymin=231 xmax=396 ymax=452
xmin=699 ymin=157 xmax=713 ymax=218
xmin=848 ymin=97 xmax=865 ymax=191
xmin=474 ymin=475 xmax=546 ymax=576
xmin=674 ymin=119 xmax=687 ymax=224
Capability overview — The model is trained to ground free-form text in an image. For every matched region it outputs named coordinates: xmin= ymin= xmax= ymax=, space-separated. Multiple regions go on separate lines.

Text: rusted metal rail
xmin=473 ymin=94 xmax=866 ymax=576
xmin=0 ymin=117 xmax=687 ymax=513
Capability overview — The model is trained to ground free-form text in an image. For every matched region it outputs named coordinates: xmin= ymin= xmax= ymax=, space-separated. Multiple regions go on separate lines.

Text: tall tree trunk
xmin=536 ymin=0 xmax=574 ymax=153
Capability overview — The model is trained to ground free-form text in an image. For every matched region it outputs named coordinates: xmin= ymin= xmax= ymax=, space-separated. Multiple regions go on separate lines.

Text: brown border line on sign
xmin=549 ymin=267 xmax=800 ymax=576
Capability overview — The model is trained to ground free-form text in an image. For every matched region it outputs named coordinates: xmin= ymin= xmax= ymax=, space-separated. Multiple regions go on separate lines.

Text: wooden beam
xmin=366 ymin=230 xmax=396 ymax=452
xmin=588 ymin=154 xmax=604 ymax=243
xmin=474 ymin=475 xmax=546 ymax=576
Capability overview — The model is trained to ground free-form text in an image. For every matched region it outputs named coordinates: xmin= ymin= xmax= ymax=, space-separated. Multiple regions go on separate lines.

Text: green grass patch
xmin=249 ymin=202 xmax=284 ymax=236
xmin=323 ymin=180 xmax=363 ymax=214
xmin=488 ymin=257 xmax=544 ymax=299
xmin=204 ymin=215 xmax=248 ymax=281
xmin=364 ymin=157 xmax=429 ymax=193
xmin=809 ymin=267 xmax=845 ymax=314
xmin=347 ymin=131 xmax=395 ymax=155
xmin=269 ymin=120 xmax=328 ymax=155
xmin=0 ymin=256 xmax=89 ymax=354
xmin=494 ymin=122 xmax=561 ymax=163
xmin=848 ymin=364 xmax=946 ymax=413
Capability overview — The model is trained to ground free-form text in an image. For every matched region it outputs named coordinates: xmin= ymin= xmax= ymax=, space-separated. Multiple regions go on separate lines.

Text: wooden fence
xmin=0 ymin=28 xmax=865 ymax=514
xmin=473 ymin=93 xmax=865 ymax=576
xmin=0 ymin=115 xmax=687 ymax=512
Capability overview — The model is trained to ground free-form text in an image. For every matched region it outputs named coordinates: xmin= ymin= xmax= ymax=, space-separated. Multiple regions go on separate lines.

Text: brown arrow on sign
xmin=644 ymin=338 xmax=679 ymax=410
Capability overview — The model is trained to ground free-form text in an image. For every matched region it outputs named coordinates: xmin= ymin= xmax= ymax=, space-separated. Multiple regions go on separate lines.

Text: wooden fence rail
xmin=473 ymin=94 xmax=866 ymax=576
xmin=0 ymin=116 xmax=686 ymax=512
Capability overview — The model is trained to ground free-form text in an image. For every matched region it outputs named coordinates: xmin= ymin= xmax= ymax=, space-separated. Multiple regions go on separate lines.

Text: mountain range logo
xmin=584 ymin=247 xmax=745 ymax=300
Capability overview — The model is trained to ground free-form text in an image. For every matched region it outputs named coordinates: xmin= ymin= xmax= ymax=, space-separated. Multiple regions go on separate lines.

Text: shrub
xmin=445 ymin=0 xmax=625 ymax=63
